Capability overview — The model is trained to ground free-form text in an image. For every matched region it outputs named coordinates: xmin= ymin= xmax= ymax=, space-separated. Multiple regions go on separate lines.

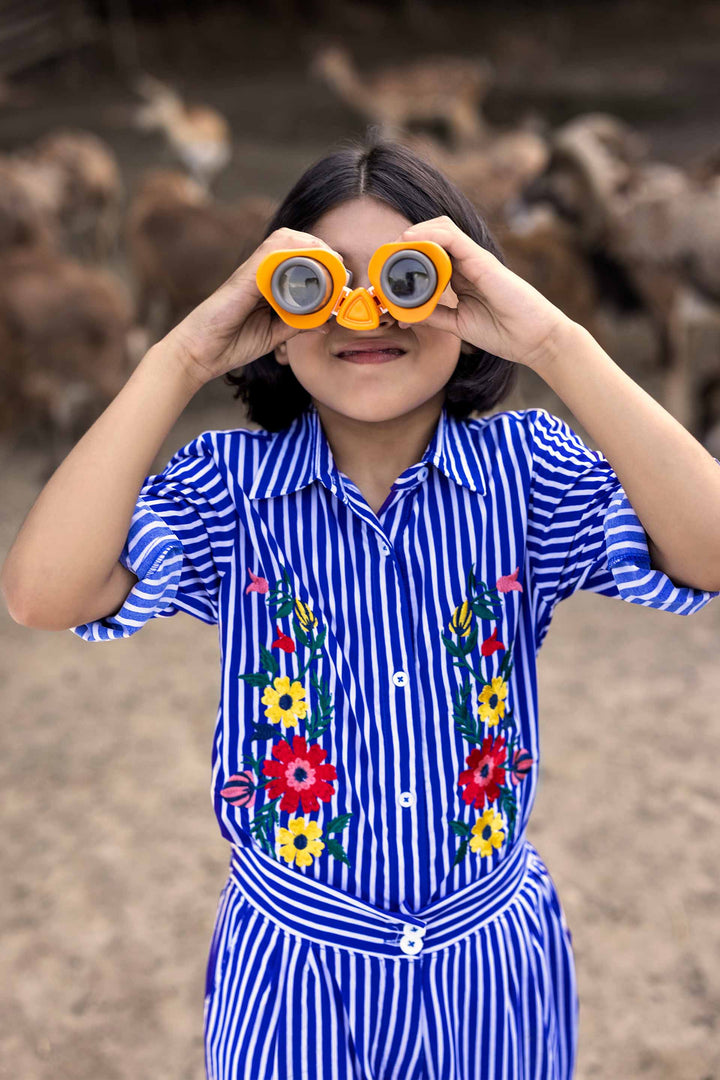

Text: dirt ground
xmin=2 ymin=2 xmax=720 ymax=1077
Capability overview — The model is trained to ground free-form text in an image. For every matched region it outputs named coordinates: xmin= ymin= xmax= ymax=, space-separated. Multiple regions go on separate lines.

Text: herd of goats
xmin=1 ymin=44 xmax=720 ymax=475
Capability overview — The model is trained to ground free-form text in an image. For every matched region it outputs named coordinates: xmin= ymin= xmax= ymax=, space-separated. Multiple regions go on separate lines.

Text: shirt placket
xmin=337 ymin=467 xmax=433 ymax=911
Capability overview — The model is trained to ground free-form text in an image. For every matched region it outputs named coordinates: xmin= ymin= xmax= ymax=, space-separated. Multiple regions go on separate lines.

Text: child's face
xmin=274 ymin=196 xmax=464 ymax=424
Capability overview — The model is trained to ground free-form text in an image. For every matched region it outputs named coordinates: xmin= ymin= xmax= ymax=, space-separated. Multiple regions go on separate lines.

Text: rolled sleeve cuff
xmin=69 ymin=503 xmax=183 ymax=641
xmin=604 ymin=489 xmax=720 ymax=614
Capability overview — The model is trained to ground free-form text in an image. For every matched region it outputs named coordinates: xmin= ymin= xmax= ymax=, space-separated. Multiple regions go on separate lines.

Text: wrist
xmin=526 ymin=317 xmax=587 ymax=378
xmin=143 ymin=336 xmax=209 ymax=396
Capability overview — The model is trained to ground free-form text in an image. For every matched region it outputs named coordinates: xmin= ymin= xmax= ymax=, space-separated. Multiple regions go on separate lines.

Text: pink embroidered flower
xmin=481 ymin=626 xmax=505 ymax=657
xmin=246 ymin=568 xmax=269 ymax=594
xmin=510 ymin=747 xmax=533 ymax=785
xmin=458 ymin=735 xmax=507 ymax=809
xmin=261 ymin=736 xmax=337 ymax=813
xmin=496 ymin=567 xmax=523 ymax=593
xmin=271 ymin=625 xmax=295 ymax=653
xmin=220 ymin=771 xmax=256 ymax=808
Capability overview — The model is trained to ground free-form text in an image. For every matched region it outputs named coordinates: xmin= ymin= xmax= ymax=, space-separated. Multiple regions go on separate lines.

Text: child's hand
xmin=161 ymin=229 xmax=336 ymax=387
xmin=396 ymin=217 xmax=573 ymax=369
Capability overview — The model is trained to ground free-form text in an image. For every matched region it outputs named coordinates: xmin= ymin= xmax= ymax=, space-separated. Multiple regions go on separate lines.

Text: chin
xmin=316 ymin=393 xmax=430 ymax=424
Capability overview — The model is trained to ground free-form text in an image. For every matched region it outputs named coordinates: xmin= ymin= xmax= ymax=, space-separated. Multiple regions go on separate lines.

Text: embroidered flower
xmin=496 ymin=567 xmax=523 ymax=593
xmin=261 ymin=675 xmax=308 ymax=728
xmin=294 ymin=599 xmax=318 ymax=632
xmin=246 ymin=568 xmax=269 ymax=594
xmin=480 ymin=627 xmax=505 ymax=657
xmin=261 ymin=735 xmax=337 ymax=813
xmin=477 ymin=676 xmax=508 ymax=726
xmin=277 ymin=817 xmax=325 ymax=867
xmin=458 ymin=735 xmax=507 ymax=809
xmin=470 ymin=808 xmax=506 ymax=857
xmin=448 ymin=600 xmax=474 ymax=637
xmin=510 ymin=747 xmax=533 ymax=785
xmin=271 ymin=625 xmax=295 ymax=653
xmin=219 ymin=771 xmax=256 ymax=808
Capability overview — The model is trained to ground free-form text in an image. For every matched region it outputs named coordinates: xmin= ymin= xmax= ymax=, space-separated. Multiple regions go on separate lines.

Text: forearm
xmin=1 ymin=340 xmax=205 ymax=628
xmin=534 ymin=319 xmax=720 ymax=592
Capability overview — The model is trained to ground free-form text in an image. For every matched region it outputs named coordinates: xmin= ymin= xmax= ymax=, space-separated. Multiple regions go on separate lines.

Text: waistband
xmin=227 ymin=833 xmax=531 ymax=960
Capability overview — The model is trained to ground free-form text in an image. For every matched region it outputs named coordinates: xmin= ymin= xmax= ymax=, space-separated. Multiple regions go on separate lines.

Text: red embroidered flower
xmin=510 ymin=747 xmax=533 ymax=785
xmin=261 ymin=735 xmax=337 ymax=813
xmin=219 ymin=771 xmax=256 ymax=808
xmin=458 ymin=735 xmax=507 ymax=809
xmin=271 ymin=624 xmax=295 ymax=653
xmin=481 ymin=626 xmax=505 ymax=657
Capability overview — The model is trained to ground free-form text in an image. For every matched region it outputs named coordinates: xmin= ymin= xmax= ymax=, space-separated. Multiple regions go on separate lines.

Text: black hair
xmin=225 ymin=131 xmax=517 ymax=430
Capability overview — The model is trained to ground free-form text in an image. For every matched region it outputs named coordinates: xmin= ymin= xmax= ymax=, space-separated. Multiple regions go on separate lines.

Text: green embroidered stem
xmin=323 ymin=812 xmax=353 ymax=866
xmin=453 ymin=677 xmax=485 ymax=745
xmin=250 ymin=796 xmax=282 ymax=859
xmin=449 ymin=819 xmax=471 ymax=866
xmin=305 ymin=668 xmax=334 ymax=740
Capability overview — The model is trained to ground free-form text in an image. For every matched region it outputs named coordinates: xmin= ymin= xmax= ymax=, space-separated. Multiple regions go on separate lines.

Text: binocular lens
xmin=380 ymin=250 xmax=437 ymax=308
xmin=271 ymin=256 xmax=331 ymax=314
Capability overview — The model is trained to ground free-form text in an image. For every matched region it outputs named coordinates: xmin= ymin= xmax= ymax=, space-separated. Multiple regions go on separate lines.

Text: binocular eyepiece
xmin=256 ymin=241 xmax=452 ymax=331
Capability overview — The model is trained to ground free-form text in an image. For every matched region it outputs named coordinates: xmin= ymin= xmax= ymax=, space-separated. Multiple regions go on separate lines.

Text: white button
xmin=398 ymin=790 xmax=414 ymax=808
xmin=402 ymin=922 xmax=426 ymax=936
xmin=417 ymin=467 xmax=429 ymax=481
xmin=399 ymin=933 xmax=424 ymax=956
xmin=392 ymin=671 xmax=408 ymax=688
xmin=379 ymin=542 xmax=390 ymax=556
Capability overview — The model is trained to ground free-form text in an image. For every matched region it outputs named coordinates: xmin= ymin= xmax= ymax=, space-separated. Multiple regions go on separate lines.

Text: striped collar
xmin=247 ymin=402 xmax=488 ymax=500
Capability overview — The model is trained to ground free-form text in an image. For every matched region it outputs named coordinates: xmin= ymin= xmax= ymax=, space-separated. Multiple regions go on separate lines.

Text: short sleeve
xmin=69 ymin=432 xmax=237 ymax=641
xmin=526 ymin=409 xmax=720 ymax=645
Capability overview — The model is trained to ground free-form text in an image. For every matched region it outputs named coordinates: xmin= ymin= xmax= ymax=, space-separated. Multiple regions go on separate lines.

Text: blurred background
xmin=1 ymin=0 xmax=720 ymax=1076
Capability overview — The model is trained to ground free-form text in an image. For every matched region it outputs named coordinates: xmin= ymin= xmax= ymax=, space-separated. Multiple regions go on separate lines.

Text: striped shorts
xmin=203 ymin=837 xmax=578 ymax=1080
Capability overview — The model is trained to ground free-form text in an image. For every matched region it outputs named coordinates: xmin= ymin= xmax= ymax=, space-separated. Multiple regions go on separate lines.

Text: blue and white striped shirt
xmin=70 ymin=404 xmax=718 ymax=913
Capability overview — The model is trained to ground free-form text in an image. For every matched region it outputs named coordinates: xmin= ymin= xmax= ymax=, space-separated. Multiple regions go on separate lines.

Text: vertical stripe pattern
xmin=70 ymin=404 xmax=718 ymax=1077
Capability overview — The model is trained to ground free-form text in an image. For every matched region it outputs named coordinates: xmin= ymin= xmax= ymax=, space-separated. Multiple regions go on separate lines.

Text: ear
xmin=275 ymin=342 xmax=290 ymax=366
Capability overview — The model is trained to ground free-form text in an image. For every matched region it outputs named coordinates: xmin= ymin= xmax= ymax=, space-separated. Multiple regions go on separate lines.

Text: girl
xmin=3 ymin=135 xmax=720 ymax=1080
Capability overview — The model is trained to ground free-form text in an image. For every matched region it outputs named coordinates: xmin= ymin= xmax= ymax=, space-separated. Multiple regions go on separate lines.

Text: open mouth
xmin=336 ymin=347 xmax=406 ymax=364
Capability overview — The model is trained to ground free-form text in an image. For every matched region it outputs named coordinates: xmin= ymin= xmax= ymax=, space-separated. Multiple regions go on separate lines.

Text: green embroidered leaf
xmin=259 ymin=644 xmax=279 ymax=675
xmin=441 ymin=633 xmax=464 ymax=658
xmin=449 ymin=819 xmax=471 ymax=837
xmin=325 ymin=837 xmax=351 ymax=866
xmin=239 ymin=671 xmax=272 ymax=688
xmin=276 ymin=599 xmax=295 ymax=618
xmin=240 ymin=754 xmax=262 ymax=777
xmin=498 ymin=788 xmax=518 ymax=843
xmin=326 ymin=812 xmax=353 ymax=834
xmin=471 ymin=599 xmax=501 ymax=620
xmin=306 ymin=713 xmax=333 ymax=740
xmin=452 ymin=839 xmax=469 ymax=867
xmin=463 ymin=624 xmax=479 ymax=655
xmin=292 ymin=619 xmax=308 ymax=646
xmin=251 ymin=723 xmax=278 ymax=741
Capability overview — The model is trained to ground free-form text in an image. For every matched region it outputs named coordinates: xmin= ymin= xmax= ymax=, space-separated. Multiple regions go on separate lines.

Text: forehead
xmin=310 ymin=197 xmax=412 ymax=261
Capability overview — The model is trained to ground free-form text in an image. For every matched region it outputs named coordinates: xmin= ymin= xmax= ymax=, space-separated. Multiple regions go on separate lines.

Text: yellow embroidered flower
xmin=448 ymin=600 xmax=473 ymax=637
xmin=477 ymin=676 xmax=507 ymax=726
xmin=261 ymin=675 xmax=308 ymax=728
xmin=277 ymin=817 xmax=325 ymax=867
xmin=469 ymin=808 xmax=506 ymax=857
xmin=294 ymin=598 xmax=318 ymax=632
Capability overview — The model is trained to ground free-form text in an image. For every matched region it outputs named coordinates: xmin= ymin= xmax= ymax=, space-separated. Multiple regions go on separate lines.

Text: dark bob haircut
xmin=225 ymin=131 xmax=517 ymax=431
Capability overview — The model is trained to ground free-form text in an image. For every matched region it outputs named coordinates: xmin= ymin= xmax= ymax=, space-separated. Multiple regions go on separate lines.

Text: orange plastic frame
xmin=255 ymin=241 xmax=452 ymax=331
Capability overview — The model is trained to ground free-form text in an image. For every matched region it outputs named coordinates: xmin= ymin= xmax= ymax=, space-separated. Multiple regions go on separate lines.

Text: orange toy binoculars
xmin=255 ymin=241 xmax=452 ymax=331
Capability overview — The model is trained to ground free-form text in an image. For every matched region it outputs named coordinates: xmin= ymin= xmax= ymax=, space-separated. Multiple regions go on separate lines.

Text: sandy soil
xmin=2 ymin=2 xmax=720 ymax=1076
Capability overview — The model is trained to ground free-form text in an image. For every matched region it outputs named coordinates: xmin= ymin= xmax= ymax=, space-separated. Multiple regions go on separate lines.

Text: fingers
xmin=397 ymin=302 xmax=459 ymax=335
xmin=399 ymin=217 xmax=496 ymax=278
